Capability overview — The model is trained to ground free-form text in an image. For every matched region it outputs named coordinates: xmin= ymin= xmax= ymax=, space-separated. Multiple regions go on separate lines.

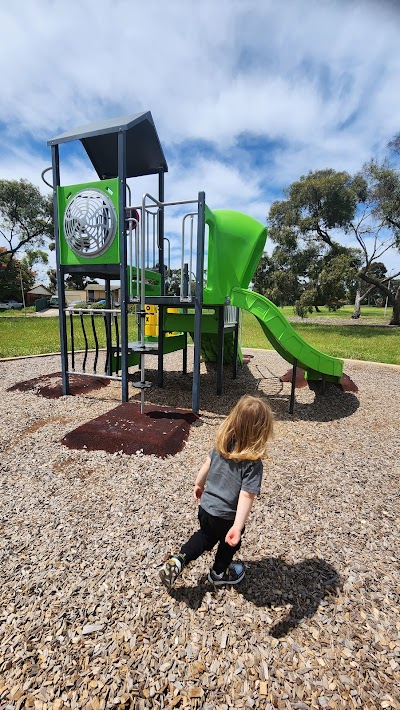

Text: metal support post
xmin=51 ymin=145 xmax=69 ymax=395
xmin=216 ymin=306 xmax=224 ymax=396
xmin=232 ymin=307 xmax=240 ymax=380
xmin=182 ymin=263 xmax=189 ymax=375
xmin=289 ymin=358 xmax=297 ymax=415
xmin=158 ymin=170 xmax=165 ymax=387
xmin=118 ymin=132 xmax=129 ymax=402
xmin=192 ymin=192 xmax=205 ymax=414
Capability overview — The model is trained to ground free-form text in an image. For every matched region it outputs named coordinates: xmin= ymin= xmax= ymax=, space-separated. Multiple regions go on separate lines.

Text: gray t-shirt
xmin=200 ymin=448 xmax=263 ymax=520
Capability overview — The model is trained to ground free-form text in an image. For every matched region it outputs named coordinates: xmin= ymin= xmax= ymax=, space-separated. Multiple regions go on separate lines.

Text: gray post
xmin=232 ymin=307 xmax=240 ymax=379
xmin=182 ymin=263 xmax=189 ymax=374
xmin=216 ymin=306 xmax=224 ymax=395
xmin=289 ymin=359 xmax=297 ymax=415
xmin=192 ymin=192 xmax=205 ymax=414
xmin=105 ymin=279 xmax=112 ymax=375
xmin=118 ymin=132 xmax=128 ymax=402
xmin=157 ymin=170 xmax=165 ymax=387
xmin=51 ymin=145 xmax=69 ymax=395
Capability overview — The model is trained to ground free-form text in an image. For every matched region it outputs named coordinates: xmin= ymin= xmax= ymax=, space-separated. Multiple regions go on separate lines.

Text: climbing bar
xmin=65 ymin=307 xmax=119 ymax=313
xmin=67 ymin=370 xmax=122 ymax=382
xmin=128 ymin=196 xmax=198 ymax=210
xmin=90 ymin=312 xmax=99 ymax=374
xmin=103 ymin=312 xmax=110 ymax=374
xmin=80 ymin=312 xmax=88 ymax=372
xmin=114 ymin=313 xmax=120 ymax=376
xmin=181 ymin=213 xmax=197 ymax=300
xmin=69 ymin=310 xmax=75 ymax=371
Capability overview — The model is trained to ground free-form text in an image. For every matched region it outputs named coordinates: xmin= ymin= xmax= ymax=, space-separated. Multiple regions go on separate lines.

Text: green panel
xmin=200 ymin=332 xmax=243 ymax=365
xmin=230 ymin=287 xmax=343 ymax=381
xmin=111 ymin=334 xmax=186 ymax=373
xmin=162 ymin=333 xmax=187 ymax=354
xmin=129 ymin=266 xmax=161 ymax=297
xmin=163 ymin=310 xmax=220 ymax=334
xmin=57 ymin=178 xmax=120 ymax=266
xmin=203 ymin=207 xmax=267 ymax=305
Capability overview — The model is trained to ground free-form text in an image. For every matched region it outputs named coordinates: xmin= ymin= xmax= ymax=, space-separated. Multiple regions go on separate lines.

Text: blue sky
xmin=1 ymin=0 xmax=400 ymax=283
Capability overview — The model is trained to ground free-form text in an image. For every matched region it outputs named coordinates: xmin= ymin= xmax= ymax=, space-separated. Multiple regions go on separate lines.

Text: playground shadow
xmin=7 ymin=372 xmax=110 ymax=398
xmin=137 ymin=362 xmax=360 ymax=423
xmin=7 ymin=359 xmax=359 ymax=424
xmin=168 ymin=556 xmax=341 ymax=638
xmin=267 ymin=381 xmax=360 ymax=423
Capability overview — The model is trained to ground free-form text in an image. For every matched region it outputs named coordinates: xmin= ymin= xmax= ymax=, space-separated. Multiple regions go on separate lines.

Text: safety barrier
xmin=65 ymin=307 xmax=122 ymax=380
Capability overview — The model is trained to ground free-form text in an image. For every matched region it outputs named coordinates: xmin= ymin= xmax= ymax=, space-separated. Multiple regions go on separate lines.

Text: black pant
xmin=179 ymin=506 xmax=243 ymax=574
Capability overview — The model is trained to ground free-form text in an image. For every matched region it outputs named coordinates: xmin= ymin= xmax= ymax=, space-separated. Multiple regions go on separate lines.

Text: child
xmin=159 ymin=394 xmax=274 ymax=587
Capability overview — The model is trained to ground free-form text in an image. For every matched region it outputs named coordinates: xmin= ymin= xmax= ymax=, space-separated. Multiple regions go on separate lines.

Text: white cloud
xmin=1 ymin=0 xmax=400 ymax=278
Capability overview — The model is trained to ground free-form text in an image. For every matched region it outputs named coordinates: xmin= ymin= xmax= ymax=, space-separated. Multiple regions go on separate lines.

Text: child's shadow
xmin=169 ymin=556 xmax=341 ymax=638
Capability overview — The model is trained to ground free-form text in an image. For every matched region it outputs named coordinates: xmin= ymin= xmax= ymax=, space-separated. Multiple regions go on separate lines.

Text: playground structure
xmin=47 ymin=111 xmax=347 ymax=414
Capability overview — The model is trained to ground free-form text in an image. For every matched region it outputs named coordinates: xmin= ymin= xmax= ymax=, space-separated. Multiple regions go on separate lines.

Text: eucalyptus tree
xmin=267 ymin=167 xmax=400 ymax=324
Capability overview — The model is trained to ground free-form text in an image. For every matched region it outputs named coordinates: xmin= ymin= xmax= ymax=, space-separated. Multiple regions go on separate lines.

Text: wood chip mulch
xmin=0 ymin=348 xmax=399 ymax=709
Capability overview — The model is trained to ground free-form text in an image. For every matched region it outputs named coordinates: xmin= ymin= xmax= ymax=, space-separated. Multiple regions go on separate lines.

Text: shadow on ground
xmin=134 ymin=364 xmax=360 ymax=423
xmin=7 ymin=372 xmax=110 ymax=398
xmin=168 ymin=556 xmax=341 ymax=638
xmin=7 ymin=359 xmax=360 ymax=436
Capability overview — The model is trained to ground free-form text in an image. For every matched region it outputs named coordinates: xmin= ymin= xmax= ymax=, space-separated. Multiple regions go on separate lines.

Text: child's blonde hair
xmin=215 ymin=394 xmax=274 ymax=461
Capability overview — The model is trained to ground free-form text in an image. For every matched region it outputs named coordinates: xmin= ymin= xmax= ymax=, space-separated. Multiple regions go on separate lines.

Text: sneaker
xmin=159 ymin=555 xmax=184 ymax=587
xmin=208 ymin=562 xmax=245 ymax=586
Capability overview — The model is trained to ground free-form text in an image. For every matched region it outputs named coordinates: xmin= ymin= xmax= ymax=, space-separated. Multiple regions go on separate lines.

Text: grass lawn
xmin=0 ymin=309 xmax=399 ymax=365
xmin=241 ymin=312 xmax=400 ymax=365
xmin=278 ymin=304 xmax=391 ymax=321
xmin=0 ymin=316 xmax=110 ymax=358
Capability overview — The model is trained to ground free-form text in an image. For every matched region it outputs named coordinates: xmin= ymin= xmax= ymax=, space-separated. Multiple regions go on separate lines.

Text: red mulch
xmin=280 ymin=367 xmax=308 ymax=388
xmin=340 ymin=373 xmax=359 ymax=392
xmin=280 ymin=367 xmax=358 ymax=392
xmin=7 ymin=372 xmax=110 ymax=398
xmin=61 ymin=402 xmax=199 ymax=458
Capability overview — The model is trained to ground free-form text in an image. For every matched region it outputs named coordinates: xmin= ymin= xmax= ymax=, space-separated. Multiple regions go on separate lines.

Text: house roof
xmin=28 ymin=285 xmax=52 ymax=295
xmin=47 ymin=111 xmax=168 ymax=179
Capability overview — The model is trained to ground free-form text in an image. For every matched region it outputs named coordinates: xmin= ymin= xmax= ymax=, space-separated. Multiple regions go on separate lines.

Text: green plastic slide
xmin=230 ymin=287 xmax=344 ymax=382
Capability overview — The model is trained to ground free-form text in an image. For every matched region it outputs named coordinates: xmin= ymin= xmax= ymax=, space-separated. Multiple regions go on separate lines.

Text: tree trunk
xmin=314 ymin=304 xmax=321 ymax=313
xmin=352 ymin=289 xmax=362 ymax=319
xmin=389 ymin=284 xmax=400 ymax=326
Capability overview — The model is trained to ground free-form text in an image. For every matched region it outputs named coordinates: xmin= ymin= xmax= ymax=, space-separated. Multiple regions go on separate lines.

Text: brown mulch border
xmin=61 ymin=402 xmax=199 ymax=458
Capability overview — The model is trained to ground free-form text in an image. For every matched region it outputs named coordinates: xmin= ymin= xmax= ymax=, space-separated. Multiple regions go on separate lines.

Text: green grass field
xmin=0 ymin=315 xmax=131 ymax=358
xmin=240 ymin=311 xmax=400 ymax=364
xmin=278 ymin=304 xmax=392 ymax=321
xmin=0 ymin=309 xmax=399 ymax=365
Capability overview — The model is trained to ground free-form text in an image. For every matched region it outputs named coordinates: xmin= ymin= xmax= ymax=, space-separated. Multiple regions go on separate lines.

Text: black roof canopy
xmin=47 ymin=111 xmax=168 ymax=179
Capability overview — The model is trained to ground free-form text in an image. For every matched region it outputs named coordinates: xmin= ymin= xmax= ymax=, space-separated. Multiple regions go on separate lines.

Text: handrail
xmin=65 ymin=307 xmax=121 ymax=314
xmin=181 ymin=212 xmax=197 ymax=299
xmin=126 ymin=216 xmax=139 ymax=299
xmin=41 ymin=167 xmax=53 ymax=188
xmin=164 ymin=237 xmax=171 ymax=275
xmin=130 ymin=194 xmax=199 ymax=210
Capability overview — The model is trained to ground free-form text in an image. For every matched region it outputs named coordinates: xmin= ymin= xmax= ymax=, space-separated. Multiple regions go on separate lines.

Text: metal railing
xmin=65 ymin=306 xmax=122 ymax=380
xmin=126 ymin=194 xmax=200 ymax=303
xmin=125 ymin=193 xmax=201 ymax=413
